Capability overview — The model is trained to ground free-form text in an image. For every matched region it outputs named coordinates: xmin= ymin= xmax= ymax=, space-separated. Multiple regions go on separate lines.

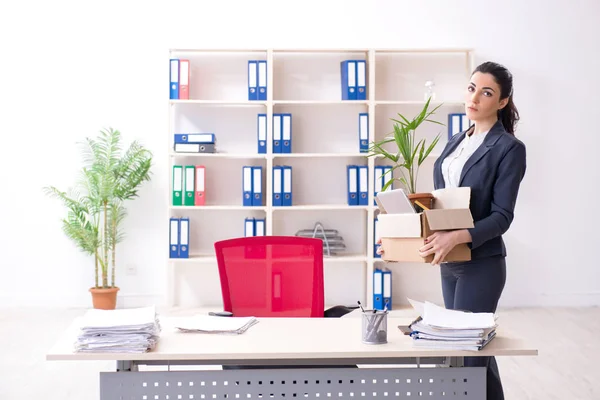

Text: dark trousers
xmin=440 ymin=255 xmax=507 ymax=400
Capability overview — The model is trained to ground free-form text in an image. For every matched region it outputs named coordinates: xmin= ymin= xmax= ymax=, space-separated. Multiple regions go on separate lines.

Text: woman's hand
xmin=419 ymin=231 xmax=460 ymax=266
xmin=376 ymin=238 xmax=384 ymax=255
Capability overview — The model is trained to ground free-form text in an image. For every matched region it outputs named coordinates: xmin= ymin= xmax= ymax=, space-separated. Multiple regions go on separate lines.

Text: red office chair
xmin=214 ymin=236 xmax=325 ymax=318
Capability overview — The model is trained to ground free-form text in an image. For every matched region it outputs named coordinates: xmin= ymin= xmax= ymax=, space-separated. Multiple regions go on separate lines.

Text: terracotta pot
xmin=407 ymin=193 xmax=434 ymax=211
xmin=89 ymin=287 xmax=120 ymax=310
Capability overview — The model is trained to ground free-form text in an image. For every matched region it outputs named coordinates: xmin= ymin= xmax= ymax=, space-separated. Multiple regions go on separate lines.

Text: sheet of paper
xmin=423 ymin=301 xmax=496 ymax=329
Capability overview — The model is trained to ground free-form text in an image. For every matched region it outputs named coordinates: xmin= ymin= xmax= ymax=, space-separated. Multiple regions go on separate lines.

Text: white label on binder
xmin=452 ymin=115 xmax=462 ymax=135
xmin=374 ymin=270 xmax=382 ymax=294
xmin=282 ymin=115 xmax=291 ymax=140
xmin=243 ymin=167 xmax=252 ymax=191
xmin=185 ymin=167 xmax=194 ymax=191
xmin=255 ymin=220 xmax=265 ymax=236
xmin=273 ymin=115 xmax=281 ymax=140
xmin=349 ymin=167 xmax=357 ymax=192
xmin=273 ymin=167 xmax=282 ymax=195
xmin=196 ymin=167 xmax=205 ymax=191
xmin=258 ymin=115 xmax=266 ymax=140
xmin=258 ymin=61 xmax=267 ymax=87
xmin=383 ymin=273 xmax=391 ymax=298
xmin=360 ymin=114 xmax=368 ymax=140
xmin=245 ymin=219 xmax=254 ymax=237
xmin=375 ymin=167 xmax=383 ymax=193
xmin=253 ymin=168 xmax=262 ymax=194
xmin=383 ymin=167 xmax=392 ymax=187
xmin=174 ymin=143 xmax=201 ymax=152
xmin=180 ymin=61 xmax=189 ymax=85
xmin=170 ymin=220 xmax=178 ymax=244
xmin=283 ymin=167 xmax=292 ymax=193
xmin=248 ymin=62 xmax=257 ymax=86
xmin=357 ymin=61 xmax=366 ymax=86
xmin=180 ymin=220 xmax=189 ymax=245
xmin=170 ymin=60 xmax=179 ymax=82
xmin=348 ymin=61 xmax=356 ymax=86
xmin=173 ymin=167 xmax=182 ymax=191
xmin=359 ymin=166 xmax=367 ymax=193
xmin=374 ymin=218 xmax=379 ymax=242
xmin=186 ymin=134 xmax=213 ymax=143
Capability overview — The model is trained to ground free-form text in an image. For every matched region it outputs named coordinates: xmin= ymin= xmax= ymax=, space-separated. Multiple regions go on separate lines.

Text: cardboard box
xmin=376 ymin=187 xmax=474 ymax=263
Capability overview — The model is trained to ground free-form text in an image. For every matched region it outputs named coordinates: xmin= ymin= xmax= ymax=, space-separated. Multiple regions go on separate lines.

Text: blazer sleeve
xmin=467 ymin=140 xmax=527 ymax=249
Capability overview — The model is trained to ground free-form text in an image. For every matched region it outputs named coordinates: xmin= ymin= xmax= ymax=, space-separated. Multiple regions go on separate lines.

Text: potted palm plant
xmin=44 ymin=128 xmax=152 ymax=309
xmin=367 ymin=97 xmax=444 ymax=210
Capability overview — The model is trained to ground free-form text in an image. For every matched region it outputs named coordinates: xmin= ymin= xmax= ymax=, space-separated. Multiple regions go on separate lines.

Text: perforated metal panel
xmin=100 ymin=367 xmax=485 ymax=399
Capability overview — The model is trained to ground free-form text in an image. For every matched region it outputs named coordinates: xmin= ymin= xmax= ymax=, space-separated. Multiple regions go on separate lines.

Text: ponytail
xmin=499 ymin=95 xmax=520 ymax=135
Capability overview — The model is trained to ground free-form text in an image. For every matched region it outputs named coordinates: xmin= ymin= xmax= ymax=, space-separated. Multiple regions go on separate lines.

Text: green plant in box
xmin=367 ymin=97 xmax=444 ymax=209
xmin=43 ymin=128 xmax=153 ymax=309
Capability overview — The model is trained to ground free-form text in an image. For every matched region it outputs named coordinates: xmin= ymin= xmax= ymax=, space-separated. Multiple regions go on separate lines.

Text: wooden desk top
xmin=46 ymin=315 xmax=538 ymax=362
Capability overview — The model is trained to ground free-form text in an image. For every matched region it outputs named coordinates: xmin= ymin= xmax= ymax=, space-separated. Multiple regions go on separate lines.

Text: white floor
xmin=1 ymin=307 xmax=599 ymax=400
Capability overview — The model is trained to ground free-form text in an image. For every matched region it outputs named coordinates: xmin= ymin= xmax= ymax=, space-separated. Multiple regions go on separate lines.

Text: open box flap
xmin=432 ymin=187 xmax=471 ymax=210
xmin=424 ymin=209 xmax=474 ymax=231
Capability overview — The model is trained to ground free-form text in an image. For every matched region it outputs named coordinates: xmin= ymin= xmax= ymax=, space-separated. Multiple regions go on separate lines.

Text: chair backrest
xmin=214 ymin=236 xmax=324 ymax=318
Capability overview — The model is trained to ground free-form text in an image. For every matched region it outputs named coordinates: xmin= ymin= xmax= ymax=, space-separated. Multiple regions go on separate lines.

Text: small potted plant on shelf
xmin=367 ymin=97 xmax=444 ymax=210
xmin=44 ymin=128 xmax=153 ymax=309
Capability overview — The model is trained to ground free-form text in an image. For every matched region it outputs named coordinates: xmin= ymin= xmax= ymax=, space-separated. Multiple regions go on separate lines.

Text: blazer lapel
xmin=458 ymin=120 xmax=505 ymax=186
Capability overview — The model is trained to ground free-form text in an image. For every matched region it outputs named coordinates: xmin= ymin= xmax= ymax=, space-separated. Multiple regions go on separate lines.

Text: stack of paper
xmin=173 ymin=315 xmax=259 ymax=334
xmin=407 ymin=298 xmax=497 ymax=351
xmin=75 ymin=306 xmax=161 ymax=353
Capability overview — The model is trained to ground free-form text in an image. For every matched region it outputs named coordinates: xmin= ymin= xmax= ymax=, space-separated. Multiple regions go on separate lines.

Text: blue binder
xmin=179 ymin=217 xmax=190 ymax=258
xmin=359 ymin=113 xmax=369 ymax=153
xmin=252 ymin=166 xmax=263 ymax=206
xmin=448 ymin=113 xmax=467 ymax=139
xmin=257 ymin=114 xmax=267 ymax=154
xmin=347 ymin=165 xmax=358 ymax=205
xmin=245 ymin=217 xmax=255 ymax=237
xmin=374 ymin=166 xmax=383 ymax=205
xmin=358 ymin=166 xmax=368 ymax=206
xmin=248 ymin=61 xmax=258 ymax=100
xmin=257 ymin=60 xmax=267 ymax=100
xmin=174 ymin=133 xmax=215 ymax=144
xmin=281 ymin=113 xmax=292 ymax=153
xmin=242 ymin=166 xmax=253 ymax=206
xmin=356 ymin=60 xmax=367 ymax=100
xmin=340 ymin=60 xmax=357 ymax=100
xmin=282 ymin=166 xmax=292 ymax=206
xmin=272 ymin=166 xmax=283 ymax=206
xmin=373 ymin=268 xmax=384 ymax=310
xmin=374 ymin=217 xmax=381 ymax=259
xmin=273 ymin=114 xmax=282 ymax=153
xmin=382 ymin=269 xmax=392 ymax=310
xmin=169 ymin=217 xmax=179 ymax=258
xmin=170 ymin=59 xmax=180 ymax=100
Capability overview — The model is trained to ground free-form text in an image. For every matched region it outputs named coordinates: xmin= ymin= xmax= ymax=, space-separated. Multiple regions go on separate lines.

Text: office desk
xmin=47 ymin=316 xmax=537 ymax=400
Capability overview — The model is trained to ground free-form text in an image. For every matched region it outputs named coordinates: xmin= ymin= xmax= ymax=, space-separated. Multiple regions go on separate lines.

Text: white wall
xmin=1 ymin=0 xmax=598 ymax=308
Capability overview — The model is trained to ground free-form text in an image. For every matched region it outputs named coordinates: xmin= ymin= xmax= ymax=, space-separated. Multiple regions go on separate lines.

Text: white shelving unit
xmin=167 ymin=48 xmax=475 ymax=309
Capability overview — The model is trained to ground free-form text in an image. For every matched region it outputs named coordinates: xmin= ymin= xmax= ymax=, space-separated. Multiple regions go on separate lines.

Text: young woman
xmin=379 ymin=61 xmax=527 ymax=400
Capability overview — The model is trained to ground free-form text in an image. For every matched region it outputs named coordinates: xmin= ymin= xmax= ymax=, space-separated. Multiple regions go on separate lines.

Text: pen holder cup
xmin=361 ymin=310 xmax=388 ymax=345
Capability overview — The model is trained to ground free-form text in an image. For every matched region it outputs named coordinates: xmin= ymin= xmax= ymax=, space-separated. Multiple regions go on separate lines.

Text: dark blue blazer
xmin=433 ymin=120 xmax=527 ymax=260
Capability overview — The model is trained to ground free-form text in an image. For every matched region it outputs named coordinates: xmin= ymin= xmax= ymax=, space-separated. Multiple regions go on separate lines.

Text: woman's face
xmin=464 ymin=72 xmax=508 ymax=122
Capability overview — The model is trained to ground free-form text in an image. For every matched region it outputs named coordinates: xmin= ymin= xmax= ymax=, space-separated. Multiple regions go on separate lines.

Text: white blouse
xmin=441 ymin=130 xmax=489 ymax=188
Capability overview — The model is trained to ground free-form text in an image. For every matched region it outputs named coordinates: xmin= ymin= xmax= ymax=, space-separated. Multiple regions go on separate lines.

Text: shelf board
xmin=273 ymin=205 xmax=370 ymax=211
xmin=273 ymin=100 xmax=369 ymax=105
xmin=170 ymin=254 xmax=368 ymax=264
xmin=170 ymin=206 xmax=267 ymax=211
xmin=169 ymin=152 xmax=266 ymax=159
xmin=273 ymin=153 xmax=367 ymax=159
xmin=169 ymin=100 xmax=267 ymax=106
xmin=374 ymin=100 xmax=464 ymax=106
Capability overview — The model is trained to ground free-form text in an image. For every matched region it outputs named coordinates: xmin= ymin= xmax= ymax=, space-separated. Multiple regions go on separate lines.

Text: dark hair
xmin=472 ymin=61 xmax=520 ymax=135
